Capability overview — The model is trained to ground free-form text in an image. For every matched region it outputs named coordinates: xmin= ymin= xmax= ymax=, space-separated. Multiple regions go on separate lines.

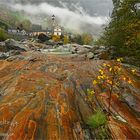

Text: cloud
xmin=7 ymin=2 xmax=110 ymax=34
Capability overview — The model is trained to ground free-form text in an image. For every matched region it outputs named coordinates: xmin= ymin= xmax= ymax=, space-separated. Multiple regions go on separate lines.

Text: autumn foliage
xmin=88 ymin=58 xmax=137 ymax=113
xmin=98 ymin=0 xmax=140 ymax=66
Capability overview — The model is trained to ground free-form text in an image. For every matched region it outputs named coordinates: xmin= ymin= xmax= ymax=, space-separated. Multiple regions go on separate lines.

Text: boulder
xmin=0 ymin=50 xmax=22 ymax=60
xmin=0 ymin=52 xmax=9 ymax=59
xmin=70 ymin=47 xmax=77 ymax=54
xmin=77 ymin=47 xmax=90 ymax=54
xmin=86 ymin=52 xmax=94 ymax=59
xmin=83 ymin=45 xmax=94 ymax=49
xmin=45 ymin=40 xmax=56 ymax=46
xmin=38 ymin=34 xmax=50 ymax=42
xmin=5 ymin=39 xmax=27 ymax=52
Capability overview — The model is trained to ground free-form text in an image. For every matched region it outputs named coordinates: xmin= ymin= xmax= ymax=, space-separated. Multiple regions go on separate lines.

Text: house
xmin=7 ymin=28 xmax=19 ymax=34
xmin=20 ymin=29 xmax=27 ymax=36
xmin=31 ymin=31 xmax=47 ymax=37
xmin=7 ymin=28 xmax=28 ymax=36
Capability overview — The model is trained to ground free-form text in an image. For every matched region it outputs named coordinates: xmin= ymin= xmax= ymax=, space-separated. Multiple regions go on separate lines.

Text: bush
xmin=0 ymin=28 xmax=9 ymax=41
xmin=87 ymin=110 xmax=107 ymax=129
xmin=52 ymin=35 xmax=61 ymax=42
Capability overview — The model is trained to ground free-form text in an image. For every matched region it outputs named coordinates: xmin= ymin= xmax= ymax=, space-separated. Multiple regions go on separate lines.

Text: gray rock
xmin=5 ymin=39 xmax=27 ymax=52
xmin=77 ymin=47 xmax=90 ymax=54
xmin=83 ymin=45 xmax=94 ymax=49
xmin=70 ymin=47 xmax=77 ymax=54
xmin=99 ymin=46 xmax=106 ymax=49
xmin=0 ymin=52 xmax=9 ymax=59
xmin=6 ymin=55 xmax=25 ymax=62
xmin=86 ymin=52 xmax=94 ymax=59
xmin=45 ymin=40 xmax=56 ymax=45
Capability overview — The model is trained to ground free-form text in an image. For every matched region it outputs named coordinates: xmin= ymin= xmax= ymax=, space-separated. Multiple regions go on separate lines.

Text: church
xmin=51 ymin=15 xmax=63 ymax=36
xmin=53 ymin=25 xmax=62 ymax=36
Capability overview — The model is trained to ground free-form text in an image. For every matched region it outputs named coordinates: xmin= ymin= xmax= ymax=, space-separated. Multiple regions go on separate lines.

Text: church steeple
xmin=52 ymin=15 xmax=56 ymax=27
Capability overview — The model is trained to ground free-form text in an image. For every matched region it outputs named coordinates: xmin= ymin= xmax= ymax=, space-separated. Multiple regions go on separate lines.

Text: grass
xmin=87 ymin=110 xmax=107 ymax=129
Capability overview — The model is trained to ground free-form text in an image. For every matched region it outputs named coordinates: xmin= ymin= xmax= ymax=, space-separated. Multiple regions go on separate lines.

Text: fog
xmin=0 ymin=0 xmax=113 ymax=36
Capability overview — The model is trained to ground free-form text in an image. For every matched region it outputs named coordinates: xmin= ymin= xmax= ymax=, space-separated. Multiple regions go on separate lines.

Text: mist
xmin=5 ymin=2 xmax=110 ymax=35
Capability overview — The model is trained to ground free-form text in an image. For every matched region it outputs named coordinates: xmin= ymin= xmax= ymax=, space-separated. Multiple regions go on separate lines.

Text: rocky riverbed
xmin=0 ymin=39 xmax=140 ymax=140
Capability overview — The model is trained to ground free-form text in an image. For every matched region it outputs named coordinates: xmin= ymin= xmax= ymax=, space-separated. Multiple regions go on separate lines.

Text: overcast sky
xmin=0 ymin=0 xmax=113 ymax=36
xmin=0 ymin=0 xmax=113 ymax=16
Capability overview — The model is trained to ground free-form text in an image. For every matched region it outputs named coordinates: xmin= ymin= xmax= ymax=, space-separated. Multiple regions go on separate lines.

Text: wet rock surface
xmin=0 ymin=40 xmax=140 ymax=140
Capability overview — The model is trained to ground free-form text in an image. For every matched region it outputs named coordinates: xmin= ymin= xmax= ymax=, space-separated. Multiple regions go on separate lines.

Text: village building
xmin=31 ymin=31 xmax=47 ymax=37
xmin=20 ymin=29 xmax=27 ymax=36
xmin=53 ymin=25 xmax=62 ymax=36
xmin=7 ymin=28 xmax=19 ymax=34
xmin=51 ymin=15 xmax=63 ymax=36
xmin=7 ymin=27 xmax=28 ymax=36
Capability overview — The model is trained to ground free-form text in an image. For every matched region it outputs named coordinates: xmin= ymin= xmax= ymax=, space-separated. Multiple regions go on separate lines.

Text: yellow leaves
xmin=123 ymin=77 xmax=126 ymax=81
xmin=109 ymin=68 xmax=112 ymax=72
xmin=99 ymin=69 xmax=104 ymax=75
xmin=97 ymin=76 xmax=101 ymax=80
xmin=52 ymin=35 xmax=61 ymax=42
xmin=128 ymin=80 xmax=132 ymax=84
xmin=117 ymin=58 xmax=121 ymax=62
xmin=97 ymin=75 xmax=105 ymax=80
xmin=103 ymin=63 xmax=107 ymax=67
xmin=107 ymin=64 xmax=111 ymax=67
xmin=107 ymin=80 xmax=113 ymax=85
xmin=131 ymin=69 xmax=136 ymax=74
xmin=90 ymin=90 xmax=95 ymax=95
xmin=93 ymin=80 xmax=98 ymax=85
xmin=117 ymin=58 xmax=123 ymax=62
xmin=87 ymin=89 xmax=95 ymax=101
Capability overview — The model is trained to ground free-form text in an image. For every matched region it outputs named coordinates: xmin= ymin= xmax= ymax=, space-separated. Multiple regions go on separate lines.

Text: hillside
xmin=0 ymin=5 xmax=29 ymax=28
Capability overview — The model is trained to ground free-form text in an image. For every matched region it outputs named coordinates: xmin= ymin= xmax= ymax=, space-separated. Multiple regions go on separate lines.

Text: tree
xmin=0 ymin=28 xmax=9 ymax=41
xmin=98 ymin=0 xmax=140 ymax=66
xmin=74 ymin=34 xmax=83 ymax=45
xmin=63 ymin=35 xmax=69 ymax=44
xmin=52 ymin=35 xmax=61 ymax=42
xmin=21 ymin=19 xmax=31 ymax=30
xmin=82 ymin=33 xmax=93 ymax=45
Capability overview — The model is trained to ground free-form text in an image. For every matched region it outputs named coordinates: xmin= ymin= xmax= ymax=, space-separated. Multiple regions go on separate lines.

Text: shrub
xmin=87 ymin=110 xmax=107 ymax=129
xmin=52 ymin=35 xmax=61 ymax=42
xmin=0 ymin=28 xmax=9 ymax=41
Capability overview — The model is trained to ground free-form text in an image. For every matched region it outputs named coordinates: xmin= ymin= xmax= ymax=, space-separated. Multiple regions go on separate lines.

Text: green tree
xmin=0 ymin=28 xmax=9 ymax=41
xmin=98 ymin=0 xmax=140 ymax=66
xmin=21 ymin=19 xmax=31 ymax=30
xmin=82 ymin=33 xmax=93 ymax=45
xmin=63 ymin=35 xmax=69 ymax=44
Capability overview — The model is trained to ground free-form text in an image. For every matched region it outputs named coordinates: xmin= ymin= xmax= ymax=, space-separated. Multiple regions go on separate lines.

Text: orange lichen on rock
xmin=0 ymin=53 xmax=140 ymax=139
